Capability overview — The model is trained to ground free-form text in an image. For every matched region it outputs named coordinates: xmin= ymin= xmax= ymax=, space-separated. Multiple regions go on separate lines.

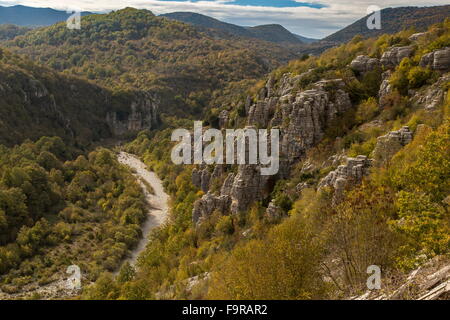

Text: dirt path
xmin=117 ymin=152 xmax=169 ymax=266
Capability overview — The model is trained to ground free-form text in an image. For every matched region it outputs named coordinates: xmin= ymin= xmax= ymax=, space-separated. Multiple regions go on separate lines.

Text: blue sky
xmin=0 ymin=1 xmax=445 ymax=38
xmin=157 ymin=1 xmax=327 ymax=9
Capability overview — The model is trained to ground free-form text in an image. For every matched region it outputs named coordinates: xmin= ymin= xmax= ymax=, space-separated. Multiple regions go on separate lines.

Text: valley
xmin=0 ymin=4 xmax=449 ymax=301
xmin=117 ymin=152 xmax=169 ymax=267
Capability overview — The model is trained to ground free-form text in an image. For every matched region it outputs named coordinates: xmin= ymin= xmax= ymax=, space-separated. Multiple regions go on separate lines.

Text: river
xmin=117 ymin=152 xmax=170 ymax=266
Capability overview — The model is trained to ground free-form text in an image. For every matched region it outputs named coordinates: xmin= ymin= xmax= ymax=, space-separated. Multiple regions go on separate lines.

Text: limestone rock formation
xmin=106 ymin=92 xmax=158 ymax=135
xmin=28 ymin=79 xmax=49 ymax=99
xmin=318 ymin=155 xmax=373 ymax=203
xmin=350 ymin=55 xmax=381 ymax=74
xmin=192 ymin=164 xmax=272 ymax=224
xmin=379 ymin=71 xmax=393 ymax=108
xmin=192 ymin=74 xmax=354 ymax=224
xmin=192 ymin=166 xmax=211 ymax=193
xmin=277 ymin=79 xmax=352 ymax=165
xmin=372 ymin=126 xmax=413 ymax=167
xmin=266 ymin=201 xmax=282 ymax=221
xmin=420 ymin=47 xmax=450 ymax=72
xmin=226 ymin=165 xmax=271 ymax=214
xmin=352 ymin=256 xmax=450 ymax=300
xmin=295 ymin=182 xmax=311 ymax=194
xmin=381 ymin=46 xmax=415 ymax=69
xmin=411 ymin=74 xmax=450 ymax=110
xmin=409 ymin=32 xmax=428 ymax=41
xmin=218 ymin=110 xmax=229 ymax=128
xmin=192 ymin=192 xmax=231 ymax=224
xmin=246 ymin=77 xmax=353 ymax=174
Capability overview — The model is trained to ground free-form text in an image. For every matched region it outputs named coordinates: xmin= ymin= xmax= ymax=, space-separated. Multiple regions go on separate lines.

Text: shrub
xmin=407 ymin=66 xmax=432 ymax=89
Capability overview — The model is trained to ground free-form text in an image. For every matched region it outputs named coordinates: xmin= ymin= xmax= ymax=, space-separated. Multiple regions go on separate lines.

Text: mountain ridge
xmin=161 ymin=11 xmax=314 ymax=45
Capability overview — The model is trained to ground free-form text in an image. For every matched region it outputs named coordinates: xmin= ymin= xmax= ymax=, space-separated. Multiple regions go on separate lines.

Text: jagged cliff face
xmin=246 ymin=76 xmax=353 ymax=172
xmin=191 ymin=36 xmax=450 ymax=225
xmin=106 ymin=92 xmax=159 ymax=136
xmin=0 ymin=52 xmax=160 ymax=146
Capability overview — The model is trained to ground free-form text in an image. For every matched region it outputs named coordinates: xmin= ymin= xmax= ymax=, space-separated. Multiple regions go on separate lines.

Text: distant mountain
xmin=0 ymin=24 xmax=31 ymax=40
xmin=324 ymin=5 xmax=450 ymax=43
xmin=0 ymin=47 xmax=146 ymax=146
xmin=0 ymin=5 xmax=92 ymax=27
xmin=161 ymin=12 xmax=311 ymax=45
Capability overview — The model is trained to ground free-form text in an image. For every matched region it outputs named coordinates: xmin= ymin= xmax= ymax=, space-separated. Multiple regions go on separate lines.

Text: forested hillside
xmin=0 ymin=5 xmax=449 ymax=301
xmin=4 ymin=8 xmax=298 ymax=118
xmin=0 ymin=47 xmax=159 ymax=147
xmin=324 ymin=6 xmax=450 ymax=44
xmin=83 ymin=19 xmax=450 ymax=300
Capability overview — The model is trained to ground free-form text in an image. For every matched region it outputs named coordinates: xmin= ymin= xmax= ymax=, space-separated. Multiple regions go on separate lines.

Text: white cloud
xmin=0 ymin=0 xmax=446 ymax=38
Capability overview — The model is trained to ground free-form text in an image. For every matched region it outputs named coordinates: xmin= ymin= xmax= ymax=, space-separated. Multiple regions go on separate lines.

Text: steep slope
xmin=247 ymin=24 xmax=303 ymax=44
xmin=5 ymin=8 xmax=298 ymax=117
xmin=0 ymin=47 xmax=157 ymax=147
xmin=161 ymin=11 xmax=305 ymax=46
xmin=324 ymin=5 xmax=450 ymax=43
xmin=0 ymin=5 xmax=93 ymax=27
xmin=161 ymin=12 xmax=252 ymax=38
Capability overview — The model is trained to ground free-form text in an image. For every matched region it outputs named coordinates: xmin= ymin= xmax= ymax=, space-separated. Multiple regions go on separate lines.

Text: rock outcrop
xmin=318 ymin=155 xmax=373 ymax=203
xmin=192 ymin=164 xmax=272 ymax=224
xmin=247 ymin=98 xmax=278 ymax=127
xmin=246 ymin=77 xmax=353 ymax=168
xmin=218 ymin=110 xmax=229 ymax=128
xmin=192 ymin=74 xmax=354 ymax=224
xmin=420 ymin=47 xmax=450 ymax=72
xmin=350 ymin=55 xmax=381 ymax=74
xmin=106 ymin=92 xmax=158 ymax=135
xmin=372 ymin=126 xmax=413 ymax=167
xmin=409 ymin=32 xmax=428 ymax=41
xmin=266 ymin=201 xmax=282 ymax=221
xmin=227 ymin=165 xmax=271 ymax=214
xmin=381 ymin=46 xmax=415 ymax=69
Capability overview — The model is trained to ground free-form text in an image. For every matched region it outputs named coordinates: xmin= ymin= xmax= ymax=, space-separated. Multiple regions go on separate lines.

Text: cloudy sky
xmin=0 ymin=0 xmax=447 ymax=38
